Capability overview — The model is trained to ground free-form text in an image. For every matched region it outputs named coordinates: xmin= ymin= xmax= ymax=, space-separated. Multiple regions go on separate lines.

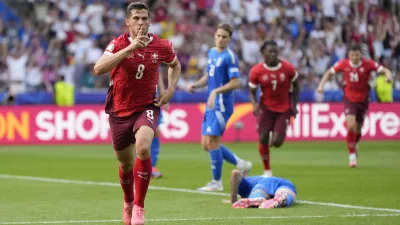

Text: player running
xmin=93 ymin=2 xmax=181 ymax=225
xmin=248 ymin=40 xmax=300 ymax=176
xmin=229 ymin=169 xmax=297 ymax=209
xmin=317 ymin=44 xmax=392 ymax=168
xmin=187 ymin=23 xmax=252 ymax=192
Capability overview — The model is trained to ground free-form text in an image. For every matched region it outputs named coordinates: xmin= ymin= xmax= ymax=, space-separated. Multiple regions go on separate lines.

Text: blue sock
xmin=209 ymin=148 xmax=223 ymax=181
xmin=249 ymin=190 xmax=267 ymax=199
xmin=284 ymin=194 xmax=295 ymax=207
xmin=150 ymin=137 xmax=160 ymax=167
xmin=220 ymin=144 xmax=238 ymax=165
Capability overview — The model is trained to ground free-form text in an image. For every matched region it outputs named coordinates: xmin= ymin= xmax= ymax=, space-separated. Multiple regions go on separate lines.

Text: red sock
xmin=258 ymin=143 xmax=271 ymax=170
xmin=134 ymin=157 xmax=152 ymax=208
xmin=346 ymin=131 xmax=357 ymax=154
xmin=119 ymin=166 xmax=134 ymax=203
xmin=356 ymin=133 xmax=361 ymax=143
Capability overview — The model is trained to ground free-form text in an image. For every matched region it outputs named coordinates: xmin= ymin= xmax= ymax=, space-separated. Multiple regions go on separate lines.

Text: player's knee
xmin=135 ymin=142 xmax=151 ymax=159
xmin=120 ymin=162 xmax=134 ymax=172
xmin=347 ymin=124 xmax=357 ymax=132
xmin=271 ymin=136 xmax=283 ymax=147
xmin=259 ymin=132 xmax=269 ymax=145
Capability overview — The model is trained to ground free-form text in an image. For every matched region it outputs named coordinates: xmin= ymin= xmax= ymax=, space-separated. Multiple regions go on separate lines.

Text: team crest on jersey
xmin=271 ymin=74 xmax=276 ymax=79
xmin=216 ymin=57 xmax=223 ymax=67
xmin=280 ymin=73 xmax=285 ymax=81
xmin=360 ymin=67 xmax=364 ymax=72
xmin=152 ymin=53 xmax=158 ymax=63
xmin=262 ymin=75 xmax=268 ymax=81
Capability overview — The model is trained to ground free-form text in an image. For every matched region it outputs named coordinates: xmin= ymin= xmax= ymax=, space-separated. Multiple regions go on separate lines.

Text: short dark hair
xmin=217 ymin=23 xmax=234 ymax=37
xmin=260 ymin=40 xmax=278 ymax=52
xmin=126 ymin=2 xmax=149 ymax=17
xmin=349 ymin=44 xmax=362 ymax=52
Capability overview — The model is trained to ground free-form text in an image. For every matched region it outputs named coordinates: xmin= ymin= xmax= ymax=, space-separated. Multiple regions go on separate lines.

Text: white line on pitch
xmin=1 ymin=214 xmax=400 ymax=224
xmin=1 ymin=174 xmax=400 ymax=213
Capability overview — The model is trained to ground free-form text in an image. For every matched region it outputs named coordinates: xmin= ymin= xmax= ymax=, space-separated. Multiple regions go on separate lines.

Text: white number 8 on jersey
xmin=136 ymin=64 xmax=145 ymax=79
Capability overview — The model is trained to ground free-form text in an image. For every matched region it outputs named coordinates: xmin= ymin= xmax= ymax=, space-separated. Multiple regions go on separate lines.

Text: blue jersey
xmin=238 ymin=176 xmax=297 ymax=198
xmin=206 ymin=47 xmax=240 ymax=113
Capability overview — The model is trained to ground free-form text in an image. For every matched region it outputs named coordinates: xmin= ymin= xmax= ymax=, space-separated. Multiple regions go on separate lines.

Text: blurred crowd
xmin=1 ymin=0 xmax=400 ymax=95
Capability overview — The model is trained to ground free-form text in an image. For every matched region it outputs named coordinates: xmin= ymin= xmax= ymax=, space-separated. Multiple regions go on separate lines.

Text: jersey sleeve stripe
xmin=104 ymin=51 xmax=113 ymax=56
xmin=248 ymin=82 xmax=257 ymax=89
xmin=330 ymin=67 xmax=336 ymax=73
xmin=227 ymin=49 xmax=236 ymax=64
xmin=291 ymin=71 xmax=299 ymax=83
xmin=163 ymin=55 xmax=177 ymax=65
xmin=377 ymin=65 xmax=384 ymax=73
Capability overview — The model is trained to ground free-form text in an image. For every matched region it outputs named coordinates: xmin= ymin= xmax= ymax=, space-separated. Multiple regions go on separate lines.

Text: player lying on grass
xmin=229 ymin=169 xmax=297 ymax=209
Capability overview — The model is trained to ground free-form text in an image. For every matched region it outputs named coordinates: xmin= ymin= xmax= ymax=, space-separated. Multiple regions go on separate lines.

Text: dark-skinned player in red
xmin=248 ymin=40 xmax=300 ymax=176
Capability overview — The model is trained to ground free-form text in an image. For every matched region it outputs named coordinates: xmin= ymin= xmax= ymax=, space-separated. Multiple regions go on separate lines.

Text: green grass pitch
xmin=0 ymin=141 xmax=399 ymax=225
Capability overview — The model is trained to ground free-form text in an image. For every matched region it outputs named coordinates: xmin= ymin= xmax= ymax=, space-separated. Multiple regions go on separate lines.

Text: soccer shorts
xmin=201 ymin=110 xmax=232 ymax=136
xmin=257 ymin=104 xmax=292 ymax=136
xmin=344 ymin=97 xmax=369 ymax=124
xmin=108 ymin=105 xmax=160 ymax=151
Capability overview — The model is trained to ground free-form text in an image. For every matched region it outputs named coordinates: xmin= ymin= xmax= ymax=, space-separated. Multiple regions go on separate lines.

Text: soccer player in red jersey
xmin=317 ymin=44 xmax=392 ymax=168
xmin=93 ymin=2 xmax=181 ymax=225
xmin=248 ymin=40 xmax=300 ymax=176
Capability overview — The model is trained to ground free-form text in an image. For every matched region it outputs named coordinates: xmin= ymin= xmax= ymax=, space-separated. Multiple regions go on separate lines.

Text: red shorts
xmin=344 ymin=97 xmax=368 ymax=124
xmin=257 ymin=104 xmax=292 ymax=136
xmin=108 ymin=105 xmax=160 ymax=151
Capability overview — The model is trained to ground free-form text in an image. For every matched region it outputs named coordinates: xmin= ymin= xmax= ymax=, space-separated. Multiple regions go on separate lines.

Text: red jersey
xmin=249 ymin=60 xmax=298 ymax=112
xmin=103 ymin=33 xmax=176 ymax=117
xmin=331 ymin=58 xmax=382 ymax=103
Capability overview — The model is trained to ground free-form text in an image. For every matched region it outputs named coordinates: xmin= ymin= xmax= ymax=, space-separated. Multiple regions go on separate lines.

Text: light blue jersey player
xmin=229 ymin=169 xmax=297 ymax=209
xmin=187 ymin=23 xmax=252 ymax=192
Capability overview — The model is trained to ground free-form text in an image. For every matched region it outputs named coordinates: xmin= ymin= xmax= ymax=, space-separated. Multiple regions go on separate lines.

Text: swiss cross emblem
xmin=360 ymin=67 xmax=364 ymax=72
xmin=262 ymin=75 xmax=268 ymax=81
xmin=280 ymin=73 xmax=285 ymax=81
xmin=152 ymin=53 xmax=158 ymax=63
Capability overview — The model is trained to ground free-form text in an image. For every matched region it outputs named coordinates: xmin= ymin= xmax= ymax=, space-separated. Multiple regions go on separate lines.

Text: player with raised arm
xmin=248 ymin=40 xmax=300 ymax=176
xmin=187 ymin=23 xmax=252 ymax=192
xmin=229 ymin=169 xmax=297 ymax=209
xmin=93 ymin=2 xmax=181 ymax=225
xmin=317 ymin=44 xmax=392 ymax=168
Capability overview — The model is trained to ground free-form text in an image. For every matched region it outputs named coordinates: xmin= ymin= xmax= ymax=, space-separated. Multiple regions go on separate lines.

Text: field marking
xmin=1 ymin=174 xmax=400 ymax=214
xmin=1 ymin=214 xmax=400 ymax=224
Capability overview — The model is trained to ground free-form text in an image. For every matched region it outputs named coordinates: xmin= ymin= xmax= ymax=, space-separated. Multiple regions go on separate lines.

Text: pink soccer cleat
xmin=233 ymin=198 xmax=265 ymax=208
xmin=259 ymin=193 xmax=287 ymax=209
xmin=131 ymin=205 xmax=145 ymax=225
xmin=122 ymin=202 xmax=133 ymax=225
xmin=151 ymin=167 xmax=162 ymax=179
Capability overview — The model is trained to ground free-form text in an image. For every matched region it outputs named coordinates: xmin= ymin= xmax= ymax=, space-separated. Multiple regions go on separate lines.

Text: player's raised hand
xmin=154 ymin=88 xmax=175 ymax=107
xmin=207 ymin=90 xmax=217 ymax=110
xmin=127 ymin=26 xmax=149 ymax=52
